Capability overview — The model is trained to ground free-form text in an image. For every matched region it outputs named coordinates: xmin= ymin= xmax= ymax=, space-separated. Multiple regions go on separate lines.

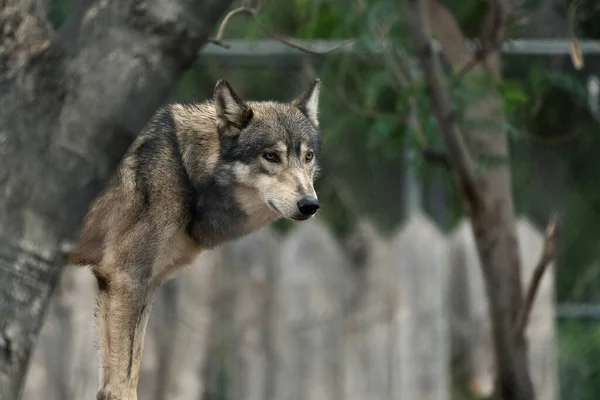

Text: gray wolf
xmin=68 ymin=78 xmax=322 ymax=400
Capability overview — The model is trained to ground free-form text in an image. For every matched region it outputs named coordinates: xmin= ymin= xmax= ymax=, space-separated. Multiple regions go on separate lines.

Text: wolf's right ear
xmin=292 ymin=78 xmax=321 ymax=127
xmin=214 ymin=80 xmax=254 ymax=137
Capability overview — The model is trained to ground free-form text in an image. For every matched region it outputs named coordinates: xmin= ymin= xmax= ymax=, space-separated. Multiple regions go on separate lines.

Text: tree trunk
xmin=404 ymin=0 xmax=536 ymax=398
xmin=0 ymin=0 xmax=231 ymax=398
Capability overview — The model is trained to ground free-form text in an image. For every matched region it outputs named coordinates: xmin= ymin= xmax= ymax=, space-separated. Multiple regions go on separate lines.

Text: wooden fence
xmin=22 ymin=214 xmax=558 ymax=400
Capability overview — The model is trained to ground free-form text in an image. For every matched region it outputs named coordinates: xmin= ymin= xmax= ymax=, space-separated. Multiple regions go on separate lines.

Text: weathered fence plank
xmin=23 ymin=267 xmax=98 ymax=400
xmin=342 ymin=220 xmax=395 ymax=400
xmin=276 ymin=219 xmax=353 ymax=400
xmin=160 ymin=251 xmax=221 ymax=400
xmin=221 ymin=228 xmax=280 ymax=400
xmin=393 ymin=213 xmax=449 ymax=400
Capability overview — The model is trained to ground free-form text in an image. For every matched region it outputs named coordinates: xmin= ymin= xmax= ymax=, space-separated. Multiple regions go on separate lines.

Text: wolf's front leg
xmin=126 ymin=300 xmax=153 ymax=400
xmin=95 ymin=288 xmax=111 ymax=394
xmin=95 ymin=276 xmax=154 ymax=400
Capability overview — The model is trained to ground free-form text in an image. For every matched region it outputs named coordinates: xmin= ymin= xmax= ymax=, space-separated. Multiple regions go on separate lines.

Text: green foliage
xmin=529 ymin=66 xmax=587 ymax=99
xmin=559 ymin=320 xmax=600 ymax=400
xmin=499 ymin=79 xmax=530 ymax=112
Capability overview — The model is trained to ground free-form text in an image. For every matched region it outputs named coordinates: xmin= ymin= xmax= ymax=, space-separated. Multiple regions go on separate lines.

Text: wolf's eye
xmin=263 ymin=152 xmax=280 ymax=163
xmin=305 ymin=151 xmax=314 ymax=162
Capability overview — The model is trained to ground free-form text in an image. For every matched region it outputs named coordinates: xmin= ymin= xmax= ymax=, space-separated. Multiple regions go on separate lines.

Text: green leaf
xmin=500 ymin=80 xmax=529 ymax=104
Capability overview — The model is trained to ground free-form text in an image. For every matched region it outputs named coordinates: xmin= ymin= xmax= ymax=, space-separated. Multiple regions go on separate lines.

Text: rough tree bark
xmin=0 ymin=0 xmax=231 ymax=398
xmin=404 ymin=0 xmax=539 ymax=399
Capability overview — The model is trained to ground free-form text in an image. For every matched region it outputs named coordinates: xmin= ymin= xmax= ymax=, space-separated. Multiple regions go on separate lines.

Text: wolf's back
xmin=68 ymin=106 xmax=196 ymax=267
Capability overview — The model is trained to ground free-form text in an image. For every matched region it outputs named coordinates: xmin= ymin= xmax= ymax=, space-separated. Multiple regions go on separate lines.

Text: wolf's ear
xmin=292 ymin=78 xmax=320 ymax=127
xmin=214 ymin=80 xmax=254 ymax=136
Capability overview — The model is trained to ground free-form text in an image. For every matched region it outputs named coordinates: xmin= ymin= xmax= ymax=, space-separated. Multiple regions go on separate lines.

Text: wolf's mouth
xmin=291 ymin=215 xmax=311 ymax=221
xmin=267 ymin=200 xmax=279 ymax=213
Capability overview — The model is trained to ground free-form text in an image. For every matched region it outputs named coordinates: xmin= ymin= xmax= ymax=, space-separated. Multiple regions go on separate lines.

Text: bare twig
xmin=252 ymin=18 xmax=355 ymax=55
xmin=568 ymin=0 xmax=584 ymax=70
xmin=209 ymin=5 xmax=258 ymax=48
xmin=209 ymin=0 xmax=354 ymax=55
xmin=515 ymin=212 xmax=559 ymax=338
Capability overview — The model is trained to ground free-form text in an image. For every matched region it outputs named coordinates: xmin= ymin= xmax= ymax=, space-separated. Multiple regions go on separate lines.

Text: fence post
xmin=60 ymin=268 xmax=98 ymax=400
xmin=158 ymin=251 xmax=222 ymax=400
xmin=391 ymin=213 xmax=449 ymax=400
xmin=275 ymin=219 xmax=354 ymax=400
xmin=341 ymin=220 xmax=395 ymax=400
xmin=219 ymin=227 xmax=281 ymax=400
xmin=23 ymin=267 xmax=98 ymax=400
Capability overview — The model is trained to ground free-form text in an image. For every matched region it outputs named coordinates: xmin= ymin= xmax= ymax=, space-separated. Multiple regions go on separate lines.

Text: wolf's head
xmin=214 ymin=78 xmax=322 ymax=221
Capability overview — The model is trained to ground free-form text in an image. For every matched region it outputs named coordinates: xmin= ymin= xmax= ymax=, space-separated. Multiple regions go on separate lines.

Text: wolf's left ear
xmin=214 ymin=80 xmax=254 ymax=137
xmin=292 ymin=78 xmax=321 ymax=127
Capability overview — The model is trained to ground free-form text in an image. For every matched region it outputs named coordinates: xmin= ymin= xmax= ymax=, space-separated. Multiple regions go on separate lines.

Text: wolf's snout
xmin=297 ymin=197 xmax=319 ymax=217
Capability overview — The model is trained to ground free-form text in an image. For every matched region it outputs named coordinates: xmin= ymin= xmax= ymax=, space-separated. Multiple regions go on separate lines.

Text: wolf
xmin=68 ymin=78 xmax=323 ymax=400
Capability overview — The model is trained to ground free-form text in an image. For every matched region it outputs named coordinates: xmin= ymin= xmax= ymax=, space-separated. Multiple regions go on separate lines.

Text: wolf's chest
xmin=187 ymin=180 xmax=248 ymax=248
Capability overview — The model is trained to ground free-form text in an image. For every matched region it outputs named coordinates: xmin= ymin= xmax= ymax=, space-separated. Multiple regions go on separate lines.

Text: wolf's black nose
xmin=297 ymin=197 xmax=320 ymax=216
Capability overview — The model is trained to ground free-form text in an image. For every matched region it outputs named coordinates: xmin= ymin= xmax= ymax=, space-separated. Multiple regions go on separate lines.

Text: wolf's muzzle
xmin=297 ymin=196 xmax=319 ymax=217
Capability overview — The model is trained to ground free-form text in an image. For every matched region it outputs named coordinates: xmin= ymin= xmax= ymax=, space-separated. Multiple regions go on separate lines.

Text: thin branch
xmin=451 ymin=39 xmax=504 ymax=84
xmin=404 ymin=0 xmax=482 ymax=209
xmin=252 ymin=18 xmax=355 ymax=55
xmin=479 ymin=0 xmax=507 ymax=78
xmin=452 ymin=4 xmax=525 ymax=84
xmin=483 ymin=0 xmax=507 ymax=46
xmin=209 ymin=5 xmax=258 ymax=48
xmin=515 ymin=212 xmax=559 ymax=338
xmin=209 ymin=0 xmax=354 ymax=55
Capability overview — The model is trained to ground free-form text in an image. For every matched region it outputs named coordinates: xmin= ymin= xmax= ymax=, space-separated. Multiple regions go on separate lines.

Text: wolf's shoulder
xmin=139 ymin=102 xmax=208 ymax=133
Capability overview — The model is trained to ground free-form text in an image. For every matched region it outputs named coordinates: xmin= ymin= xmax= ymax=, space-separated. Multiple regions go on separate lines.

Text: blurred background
xmin=11 ymin=0 xmax=600 ymax=399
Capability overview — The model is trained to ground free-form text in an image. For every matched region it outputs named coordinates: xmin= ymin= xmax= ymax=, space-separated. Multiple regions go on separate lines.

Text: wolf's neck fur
xmin=166 ymin=103 xmax=278 ymax=248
